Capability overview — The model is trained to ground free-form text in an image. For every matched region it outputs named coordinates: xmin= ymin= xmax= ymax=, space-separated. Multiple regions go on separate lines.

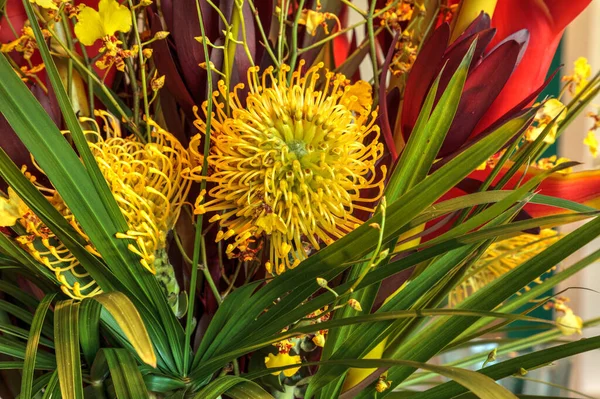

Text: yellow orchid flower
xmin=74 ymin=0 xmax=132 ymax=46
xmin=0 ymin=188 xmax=29 ymax=227
xmin=264 ymin=352 xmax=302 ymax=377
xmin=563 ymin=57 xmax=592 ymax=95
xmin=524 ymin=99 xmax=566 ymax=144
xmin=557 ymin=308 xmax=583 ymax=336
xmin=584 ymin=131 xmax=598 ymax=158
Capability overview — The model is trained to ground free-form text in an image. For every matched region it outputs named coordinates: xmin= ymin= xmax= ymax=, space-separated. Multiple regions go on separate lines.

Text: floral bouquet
xmin=1 ymin=0 xmax=600 ymax=397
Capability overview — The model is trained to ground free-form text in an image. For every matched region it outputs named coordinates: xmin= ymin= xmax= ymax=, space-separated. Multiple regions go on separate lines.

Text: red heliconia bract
xmin=475 ymin=0 xmax=592 ymax=133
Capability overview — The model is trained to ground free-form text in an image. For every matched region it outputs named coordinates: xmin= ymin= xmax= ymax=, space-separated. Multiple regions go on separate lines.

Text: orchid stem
xmin=127 ymin=0 xmax=151 ymax=139
xmin=287 ymin=0 xmax=305 ymax=79
xmin=184 ymin=0 xmax=215 ymax=376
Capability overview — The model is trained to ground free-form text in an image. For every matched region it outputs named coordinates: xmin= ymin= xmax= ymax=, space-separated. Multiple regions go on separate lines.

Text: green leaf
xmin=22 ymin=0 xmax=130 ymax=236
xmin=360 ymin=213 xmax=600 ymax=398
xmin=247 ymin=358 xmax=518 ymax=399
xmin=21 ymin=294 xmax=56 ymax=399
xmin=0 ymin=279 xmax=41 ymax=309
xmin=79 ymin=298 xmax=102 ymax=367
xmin=0 ymin=52 xmax=184 ymax=372
xmin=192 ymin=109 xmax=535 ymax=379
xmin=387 ymin=40 xmax=476 ymax=200
xmin=93 ymin=292 xmax=157 ymax=368
xmin=415 ymin=335 xmax=600 ymax=399
xmin=193 ymin=376 xmax=275 ymax=399
xmin=101 ymin=349 xmax=150 ymax=399
xmin=226 ymin=382 xmax=277 ymax=399
xmin=0 ymin=335 xmax=55 ymax=369
xmin=54 ymin=300 xmax=84 ymax=399
xmin=41 ymin=370 xmax=60 ymax=399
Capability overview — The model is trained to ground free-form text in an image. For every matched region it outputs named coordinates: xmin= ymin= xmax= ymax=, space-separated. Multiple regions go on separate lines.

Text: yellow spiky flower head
xmin=187 ymin=62 xmax=386 ymax=274
xmin=1 ymin=112 xmax=190 ymax=304
xmin=84 ymin=111 xmax=192 ymax=275
xmin=450 ymin=229 xmax=561 ymax=306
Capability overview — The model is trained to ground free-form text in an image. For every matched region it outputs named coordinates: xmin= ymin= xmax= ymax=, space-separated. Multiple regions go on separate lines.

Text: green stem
xmin=287 ymin=0 xmax=305 ymax=78
xmin=120 ymin=32 xmax=141 ymax=126
xmin=277 ymin=0 xmax=289 ymax=66
xmin=127 ymin=0 xmax=151 ymax=139
xmin=248 ymin=0 xmax=279 ymax=66
xmin=49 ymin=29 xmax=144 ymax=140
xmin=184 ymin=0 xmax=215 ymax=376
xmin=200 ymin=235 xmax=222 ymax=306
xmin=367 ymin=0 xmax=379 ymax=101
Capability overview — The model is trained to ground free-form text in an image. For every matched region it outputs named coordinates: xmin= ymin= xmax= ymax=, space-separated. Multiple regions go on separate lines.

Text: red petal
xmin=475 ymin=0 xmax=591 ymax=134
xmin=468 ymin=163 xmax=600 ymax=217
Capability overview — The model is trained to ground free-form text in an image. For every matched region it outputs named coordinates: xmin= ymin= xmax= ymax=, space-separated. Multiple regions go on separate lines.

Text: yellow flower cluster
xmin=84 ymin=111 xmax=192 ymax=275
xmin=0 ymin=173 xmax=101 ymax=299
xmin=450 ymin=229 xmax=561 ymax=306
xmin=187 ymin=62 xmax=386 ymax=274
xmin=562 ymin=57 xmax=592 ymax=96
xmin=1 ymin=111 xmax=190 ymax=299
xmin=524 ymin=99 xmax=566 ymax=144
xmin=0 ymin=25 xmax=50 ymax=61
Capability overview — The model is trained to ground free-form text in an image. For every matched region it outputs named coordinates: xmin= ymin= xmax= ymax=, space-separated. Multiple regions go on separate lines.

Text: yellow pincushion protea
xmin=83 ymin=111 xmax=191 ymax=276
xmin=450 ymin=229 xmax=561 ymax=306
xmin=1 ymin=112 xmax=191 ymax=301
xmin=188 ymin=62 xmax=386 ymax=274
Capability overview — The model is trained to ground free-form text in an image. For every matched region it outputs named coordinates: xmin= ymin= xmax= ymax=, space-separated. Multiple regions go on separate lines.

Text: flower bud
xmin=348 ymin=299 xmax=362 ymax=312
xmin=316 ymin=277 xmax=328 ymax=288
xmin=151 ymin=75 xmax=165 ymax=91
xmin=154 ymin=31 xmax=170 ymax=40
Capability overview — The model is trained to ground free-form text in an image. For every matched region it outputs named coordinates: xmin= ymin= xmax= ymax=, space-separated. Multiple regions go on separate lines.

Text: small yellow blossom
xmin=1 ymin=26 xmax=50 ymax=61
xmin=312 ymin=332 xmax=326 ymax=347
xmin=534 ymin=155 xmax=573 ymax=173
xmin=379 ymin=0 xmax=418 ymax=30
xmin=151 ymin=74 xmax=165 ymax=91
xmin=142 ymin=48 xmax=153 ymax=59
xmin=74 ymin=0 xmax=132 ymax=46
xmin=450 ymin=229 xmax=561 ymax=306
xmin=524 ymin=99 xmax=566 ymax=144
xmin=556 ymin=308 xmax=583 ymax=336
xmin=584 ymin=131 xmax=599 ymax=158
xmin=562 ymin=57 xmax=592 ymax=96
xmin=0 ymin=188 xmax=29 ymax=227
xmin=316 ymin=277 xmax=328 ymax=288
xmin=375 ymin=376 xmax=393 ymax=393
xmin=154 ymin=31 xmax=170 ymax=40
xmin=348 ymin=298 xmax=363 ymax=312
xmin=264 ymin=353 xmax=302 ymax=377
xmin=298 ymin=9 xmax=341 ymax=36
xmin=187 ymin=62 xmax=386 ymax=274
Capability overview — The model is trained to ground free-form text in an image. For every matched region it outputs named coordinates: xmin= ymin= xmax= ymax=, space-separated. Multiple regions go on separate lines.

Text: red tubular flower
xmin=475 ymin=0 xmax=592 ymax=134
